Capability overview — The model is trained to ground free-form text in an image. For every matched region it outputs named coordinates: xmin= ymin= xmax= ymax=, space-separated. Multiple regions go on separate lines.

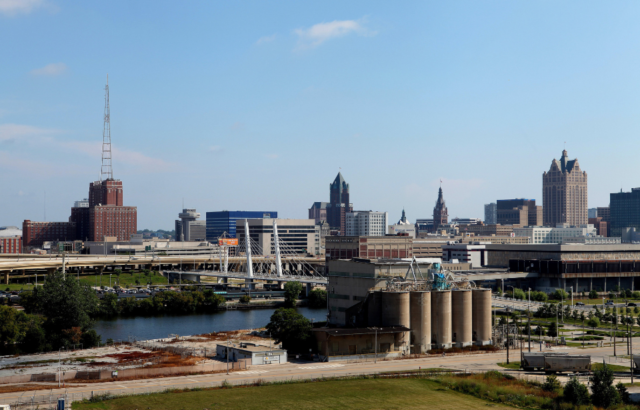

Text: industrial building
xmin=317 ymin=258 xmax=492 ymax=360
xmin=486 ymin=243 xmax=640 ymax=293
xmin=86 ymin=235 xmax=218 ymax=256
xmin=205 ymin=211 xmax=277 ymax=241
xmin=216 ymin=343 xmax=287 ymax=365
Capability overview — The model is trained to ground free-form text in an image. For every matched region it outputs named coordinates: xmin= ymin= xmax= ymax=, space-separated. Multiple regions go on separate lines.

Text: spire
xmin=101 ymin=74 xmax=113 ymax=181
xmin=401 ymin=209 xmax=407 ymax=223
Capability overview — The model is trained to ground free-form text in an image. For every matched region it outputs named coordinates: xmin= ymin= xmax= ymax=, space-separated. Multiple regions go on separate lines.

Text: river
xmin=93 ymin=307 xmax=327 ymax=342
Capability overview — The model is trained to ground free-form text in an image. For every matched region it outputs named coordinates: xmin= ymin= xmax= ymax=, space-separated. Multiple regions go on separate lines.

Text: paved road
xmin=2 ymin=342 xmax=639 ymax=407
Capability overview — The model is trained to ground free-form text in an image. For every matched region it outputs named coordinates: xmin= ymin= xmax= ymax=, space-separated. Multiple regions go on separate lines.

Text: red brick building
xmin=22 ymin=220 xmax=76 ymax=248
xmin=589 ymin=217 xmax=608 ymax=237
xmin=23 ymin=179 xmax=137 ymax=249
xmin=325 ymin=236 xmax=413 ymax=261
xmin=0 ymin=237 xmax=22 ymax=254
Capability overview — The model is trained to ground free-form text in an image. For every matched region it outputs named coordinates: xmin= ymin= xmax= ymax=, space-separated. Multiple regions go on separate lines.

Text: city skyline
xmin=2 ymin=1 xmax=640 ymax=229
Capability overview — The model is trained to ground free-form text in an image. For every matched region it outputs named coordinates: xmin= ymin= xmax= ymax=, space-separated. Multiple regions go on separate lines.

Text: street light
xmin=528 ymin=288 xmax=532 ymax=352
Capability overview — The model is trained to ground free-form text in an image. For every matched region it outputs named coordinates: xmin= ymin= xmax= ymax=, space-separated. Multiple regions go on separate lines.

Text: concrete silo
xmin=430 ymin=290 xmax=452 ymax=349
xmin=410 ymin=291 xmax=431 ymax=353
xmin=367 ymin=291 xmax=383 ymax=327
xmin=381 ymin=291 xmax=410 ymax=328
xmin=472 ymin=288 xmax=492 ymax=345
xmin=451 ymin=290 xmax=472 ymax=347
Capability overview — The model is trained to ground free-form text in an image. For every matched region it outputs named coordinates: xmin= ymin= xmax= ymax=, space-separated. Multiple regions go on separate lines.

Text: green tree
xmin=587 ymin=317 xmax=600 ymax=333
xmin=81 ymin=329 xmax=102 ymax=348
xmin=590 ymin=363 xmax=620 ymax=408
xmin=239 ymin=295 xmax=251 ymax=304
xmin=31 ymin=272 xmax=99 ymax=349
xmin=308 ymin=289 xmax=327 ymax=309
xmin=589 ymin=289 xmax=598 ymax=299
xmin=542 ymin=374 xmax=561 ymax=392
xmin=616 ymin=381 xmax=631 ymax=404
xmin=563 ymin=376 xmax=590 ymax=405
xmin=551 ymin=289 xmax=568 ymax=301
xmin=0 ymin=305 xmax=28 ymax=351
xmin=283 ymin=281 xmax=303 ymax=308
xmin=512 ymin=288 xmax=526 ymax=300
xmin=99 ymin=293 xmax=120 ymax=317
xmin=547 ymin=323 xmax=558 ymax=338
xmin=265 ymin=308 xmax=312 ymax=353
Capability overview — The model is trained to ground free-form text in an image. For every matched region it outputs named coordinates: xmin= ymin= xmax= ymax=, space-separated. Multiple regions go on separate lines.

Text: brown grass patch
xmin=0 ymin=383 xmax=84 ymax=393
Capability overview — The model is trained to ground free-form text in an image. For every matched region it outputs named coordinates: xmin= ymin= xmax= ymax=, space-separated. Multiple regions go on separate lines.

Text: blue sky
xmin=1 ymin=1 xmax=640 ymax=229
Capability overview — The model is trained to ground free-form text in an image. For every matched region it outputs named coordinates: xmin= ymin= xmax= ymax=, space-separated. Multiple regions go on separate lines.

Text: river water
xmin=93 ymin=307 xmax=327 ymax=342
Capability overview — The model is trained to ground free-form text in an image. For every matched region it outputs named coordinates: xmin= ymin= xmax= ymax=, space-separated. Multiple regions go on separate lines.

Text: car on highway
xmin=576 ymin=302 xmax=585 ymax=306
xmin=605 ymin=301 xmax=614 ymax=306
xmin=628 ymin=302 xmax=637 ymax=307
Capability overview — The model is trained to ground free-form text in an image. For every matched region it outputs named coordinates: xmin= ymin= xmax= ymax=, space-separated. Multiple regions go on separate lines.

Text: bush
xmin=616 ymin=381 xmax=631 ymax=404
xmin=563 ymin=376 xmax=590 ymax=405
xmin=81 ymin=329 xmax=102 ymax=348
xmin=530 ymin=290 xmax=548 ymax=302
xmin=589 ymin=289 xmax=599 ymax=299
xmin=239 ymin=295 xmax=251 ymax=304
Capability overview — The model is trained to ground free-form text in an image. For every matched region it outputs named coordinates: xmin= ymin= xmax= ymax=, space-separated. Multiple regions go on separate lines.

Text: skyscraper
xmin=484 ymin=203 xmax=497 ymax=225
xmin=542 ymin=150 xmax=588 ymax=226
xmin=433 ymin=186 xmax=448 ymax=231
xmin=327 ymin=173 xmax=353 ymax=235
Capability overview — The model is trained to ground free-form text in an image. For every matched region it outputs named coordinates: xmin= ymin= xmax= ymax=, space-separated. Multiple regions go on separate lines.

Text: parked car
xmin=628 ymin=302 xmax=637 ymax=307
xmin=576 ymin=302 xmax=585 ymax=306
xmin=605 ymin=301 xmax=614 ymax=306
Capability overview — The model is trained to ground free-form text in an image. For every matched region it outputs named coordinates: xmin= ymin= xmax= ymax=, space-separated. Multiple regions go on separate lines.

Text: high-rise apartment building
xmin=327 ymin=173 xmax=353 ymax=235
xmin=542 ymin=150 xmax=588 ymax=226
xmin=609 ymin=188 xmax=640 ymax=237
xmin=346 ymin=211 xmax=388 ymax=236
xmin=484 ymin=203 xmax=497 ymax=225
xmin=496 ymin=199 xmax=542 ymax=226
xmin=433 ymin=187 xmax=448 ymax=231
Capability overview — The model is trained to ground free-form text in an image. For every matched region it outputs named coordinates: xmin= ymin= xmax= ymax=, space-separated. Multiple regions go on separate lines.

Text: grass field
xmin=497 ymin=361 xmax=521 ymax=370
xmin=592 ymin=363 xmax=633 ymax=372
xmin=72 ymin=378 xmax=520 ymax=410
xmin=78 ymin=271 xmax=168 ymax=288
xmin=2 ymin=271 xmax=169 ymax=291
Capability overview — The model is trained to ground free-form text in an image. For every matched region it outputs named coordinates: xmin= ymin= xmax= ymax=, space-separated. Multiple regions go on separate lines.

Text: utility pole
xmin=615 ymin=308 xmax=618 ymax=357
xmin=505 ymin=324 xmax=510 ymax=365
xmin=528 ymin=288 xmax=531 ymax=352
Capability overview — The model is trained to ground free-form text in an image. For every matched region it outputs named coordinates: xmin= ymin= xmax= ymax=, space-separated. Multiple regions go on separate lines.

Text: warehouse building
xmin=216 ymin=342 xmax=287 ymax=365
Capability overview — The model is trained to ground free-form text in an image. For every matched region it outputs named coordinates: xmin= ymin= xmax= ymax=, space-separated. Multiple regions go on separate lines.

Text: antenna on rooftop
xmin=101 ymin=74 xmax=113 ymax=181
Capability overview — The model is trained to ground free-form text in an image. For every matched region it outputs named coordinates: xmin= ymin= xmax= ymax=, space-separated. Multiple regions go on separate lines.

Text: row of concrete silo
xmin=369 ymin=288 xmax=492 ymax=353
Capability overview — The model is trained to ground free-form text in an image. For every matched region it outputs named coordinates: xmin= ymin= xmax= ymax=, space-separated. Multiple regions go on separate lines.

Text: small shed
xmin=216 ymin=342 xmax=287 ymax=365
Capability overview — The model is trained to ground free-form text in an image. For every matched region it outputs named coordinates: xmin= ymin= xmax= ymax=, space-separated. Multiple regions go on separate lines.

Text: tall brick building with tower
xmin=433 ymin=185 xmax=448 ymax=231
xmin=23 ymin=77 xmax=137 ymax=249
xmin=542 ymin=150 xmax=588 ymax=227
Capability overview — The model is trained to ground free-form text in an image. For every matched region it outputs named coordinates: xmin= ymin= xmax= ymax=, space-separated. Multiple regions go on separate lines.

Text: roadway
xmin=1 ymin=342 xmax=638 ymax=408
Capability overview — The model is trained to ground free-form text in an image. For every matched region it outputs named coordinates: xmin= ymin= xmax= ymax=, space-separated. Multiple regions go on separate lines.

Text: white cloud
xmin=30 ymin=63 xmax=67 ymax=76
xmin=256 ymin=34 xmax=276 ymax=45
xmin=0 ymin=0 xmax=45 ymax=16
xmin=265 ymin=154 xmax=278 ymax=159
xmin=57 ymin=140 xmax=169 ymax=168
xmin=294 ymin=18 xmax=374 ymax=50
xmin=208 ymin=145 xmax=223 ymax=153
xmin=0 ymin=123 xmax=60 ymax=143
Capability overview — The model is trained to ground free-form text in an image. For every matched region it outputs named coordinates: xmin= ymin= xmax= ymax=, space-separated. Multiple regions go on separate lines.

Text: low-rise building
xmin=216 ymin=342 xmax=287 ymax=365
xmin=441 ymin=243 xmax=488 ymax=268
xmin=514 ymin=224 xmax=597 ymax=244
xmin=458 ymin=223 xmax=518 ymax=237
xmin=588 ymin=217 xmax=608 ymax=237
xmin=562 ymin=236 xmax=621 ymax=245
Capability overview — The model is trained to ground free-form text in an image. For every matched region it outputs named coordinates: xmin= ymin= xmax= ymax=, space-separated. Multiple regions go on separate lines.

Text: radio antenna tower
xmin=101 ymin=74 xmax=113 ymax=181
